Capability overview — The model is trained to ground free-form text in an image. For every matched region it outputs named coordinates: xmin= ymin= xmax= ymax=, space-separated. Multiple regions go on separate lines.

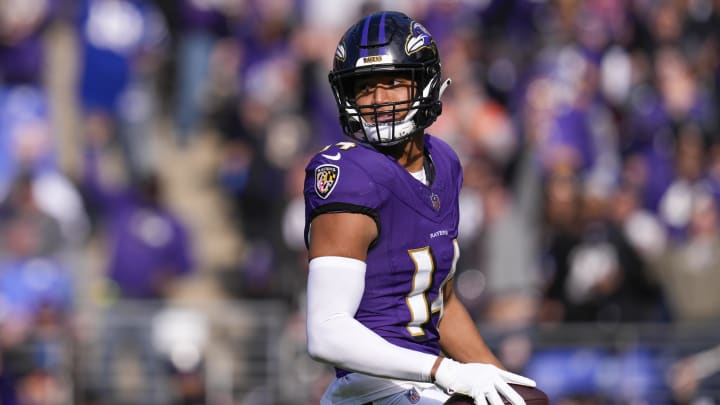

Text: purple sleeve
xmin=304 ymin=153 xmax=383 ymax=215
xmin=303 ymin=148 xmax=385 ymax=246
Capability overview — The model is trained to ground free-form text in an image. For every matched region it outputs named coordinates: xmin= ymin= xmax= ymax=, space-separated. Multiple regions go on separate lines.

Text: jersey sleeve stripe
xmin=304 ymin=202 xmax=382 ymax=250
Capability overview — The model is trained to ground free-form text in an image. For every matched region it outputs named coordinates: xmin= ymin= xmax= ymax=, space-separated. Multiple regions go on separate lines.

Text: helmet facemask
xmin=330 ymin=64 xmax=442 ymax=146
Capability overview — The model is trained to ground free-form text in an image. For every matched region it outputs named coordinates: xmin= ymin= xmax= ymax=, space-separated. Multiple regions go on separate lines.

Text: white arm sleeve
xmin=306 ymin=256 xmax=438 ymax=382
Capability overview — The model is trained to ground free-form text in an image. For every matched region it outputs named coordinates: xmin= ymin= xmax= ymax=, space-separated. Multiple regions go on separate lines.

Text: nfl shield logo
xmin=315 ymin=164 xmax=339 ymax=199
xmin=405 ymin=387 xmax=421 ymax=403
xmin=431 ymin=193 xmax=441 ymax=211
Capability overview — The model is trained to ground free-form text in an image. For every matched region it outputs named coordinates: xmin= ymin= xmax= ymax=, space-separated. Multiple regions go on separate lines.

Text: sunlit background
xmin=1 ymin=0 xmax=719 ymax=403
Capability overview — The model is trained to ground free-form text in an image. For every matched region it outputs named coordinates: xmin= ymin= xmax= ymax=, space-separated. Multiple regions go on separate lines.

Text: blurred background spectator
xmin=2 ymin=0 xmax=720 ymax=403
xmin=80 ymin=122 xmax=195 ymax=403
xmin=76 ymin=0 xmax=170 ymax=182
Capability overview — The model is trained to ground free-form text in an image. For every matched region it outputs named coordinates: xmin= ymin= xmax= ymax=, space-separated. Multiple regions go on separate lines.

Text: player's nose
xmin=372 ymin=85 xmax=393 ymax=104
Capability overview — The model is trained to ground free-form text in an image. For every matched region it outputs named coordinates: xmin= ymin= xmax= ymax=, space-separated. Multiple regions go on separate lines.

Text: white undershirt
xmin=410 ymin=168 xmax=427 ymax=185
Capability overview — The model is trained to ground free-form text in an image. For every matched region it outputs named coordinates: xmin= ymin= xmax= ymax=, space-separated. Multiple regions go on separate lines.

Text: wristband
xmin=431 ymin=355 xmax=444 ymax=383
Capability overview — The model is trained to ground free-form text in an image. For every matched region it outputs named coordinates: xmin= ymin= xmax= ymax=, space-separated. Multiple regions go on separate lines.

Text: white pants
xmin=321 ymin=373 xmax=451 ymax=405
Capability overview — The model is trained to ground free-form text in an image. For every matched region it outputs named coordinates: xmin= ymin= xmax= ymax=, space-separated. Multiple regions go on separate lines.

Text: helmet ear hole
xmin=431 ymin=102 xmax=442 ymax=120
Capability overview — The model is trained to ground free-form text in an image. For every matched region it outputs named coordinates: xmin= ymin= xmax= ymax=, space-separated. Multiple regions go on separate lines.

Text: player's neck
xmin=401 ymin=139 xmax=424 ymax=172
xmin=380 ymin=133 xmax=425 ymax=172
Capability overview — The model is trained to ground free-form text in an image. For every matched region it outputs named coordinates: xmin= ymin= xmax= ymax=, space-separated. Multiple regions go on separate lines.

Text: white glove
xmin=434 ymin=358 xmax=536 ymax=405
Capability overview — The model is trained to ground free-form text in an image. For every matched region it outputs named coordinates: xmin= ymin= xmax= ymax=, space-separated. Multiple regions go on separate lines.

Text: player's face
xmin=353 ymin=73 xmax=416 ymax=124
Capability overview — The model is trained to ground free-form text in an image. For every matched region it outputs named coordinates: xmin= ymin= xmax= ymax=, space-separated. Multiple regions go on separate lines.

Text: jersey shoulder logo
xmin=321 ymin=152 xmax=341 ymax=161
xmin=315 ymin=164 xmax=340 ymax=199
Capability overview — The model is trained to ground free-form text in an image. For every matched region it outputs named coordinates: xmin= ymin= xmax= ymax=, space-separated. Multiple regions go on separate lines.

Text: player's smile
xmin=375 ymin=112 xmax=396 ymax=123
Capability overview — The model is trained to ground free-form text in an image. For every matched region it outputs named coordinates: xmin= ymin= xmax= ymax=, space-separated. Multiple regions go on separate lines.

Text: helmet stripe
xmin=378 ymin=12 xmax=387 ymax=55
xmin=360 ymin=15 xmax=372 ymax=57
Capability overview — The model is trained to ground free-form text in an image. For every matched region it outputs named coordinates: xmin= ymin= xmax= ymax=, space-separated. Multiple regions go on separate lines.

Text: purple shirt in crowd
xmin=179 ymin=0 xmax=228 ymax=34
xmin=0 ymin=0 xmax=57 ymax=85
xmin=0 ymin=37 xmax=44 ymax=85
xmin=83 ymin=148 xmax=193 ymax=299
xmin=304 ymin=135 xmax=462 ymax=377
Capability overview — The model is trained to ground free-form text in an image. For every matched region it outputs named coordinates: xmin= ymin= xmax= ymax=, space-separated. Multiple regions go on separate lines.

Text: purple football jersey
xmin=304 ymin=134 xmax=462 ymax=377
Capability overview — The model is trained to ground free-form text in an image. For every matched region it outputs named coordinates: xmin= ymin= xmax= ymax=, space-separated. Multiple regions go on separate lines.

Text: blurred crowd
xmin=1 ymin=0 xmax=720 ymax=403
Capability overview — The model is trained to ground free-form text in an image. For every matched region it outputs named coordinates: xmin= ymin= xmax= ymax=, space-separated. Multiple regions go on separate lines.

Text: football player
xmin=304 ymin=11 xmax=536 ymax=405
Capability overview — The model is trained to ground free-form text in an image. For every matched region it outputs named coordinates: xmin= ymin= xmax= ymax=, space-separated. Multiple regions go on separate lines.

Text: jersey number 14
xmin=405 ymin=240 xmax=459 ymax=339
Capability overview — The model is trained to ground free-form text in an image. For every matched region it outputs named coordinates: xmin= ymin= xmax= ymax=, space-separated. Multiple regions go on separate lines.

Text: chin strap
xmin=439 ymin=78 xmax=452 ymax=99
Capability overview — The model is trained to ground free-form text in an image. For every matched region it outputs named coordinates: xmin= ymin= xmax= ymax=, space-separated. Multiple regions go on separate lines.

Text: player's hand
xmin=434 ymin=358 xmax=536 ymax=405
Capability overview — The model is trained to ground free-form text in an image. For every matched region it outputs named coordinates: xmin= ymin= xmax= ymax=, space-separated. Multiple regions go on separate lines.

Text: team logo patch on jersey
xmin=431 ymin=193 xmax=441 ymax=211
xmin=315 ymin=164 xmax=339 ymax=199
xmin=405 ymin=387 xmax=421 ymax=403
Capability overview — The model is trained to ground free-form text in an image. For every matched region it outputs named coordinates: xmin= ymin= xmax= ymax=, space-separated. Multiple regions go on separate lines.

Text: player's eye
xmin=353 ymin=81 xmax=373 ymax=95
